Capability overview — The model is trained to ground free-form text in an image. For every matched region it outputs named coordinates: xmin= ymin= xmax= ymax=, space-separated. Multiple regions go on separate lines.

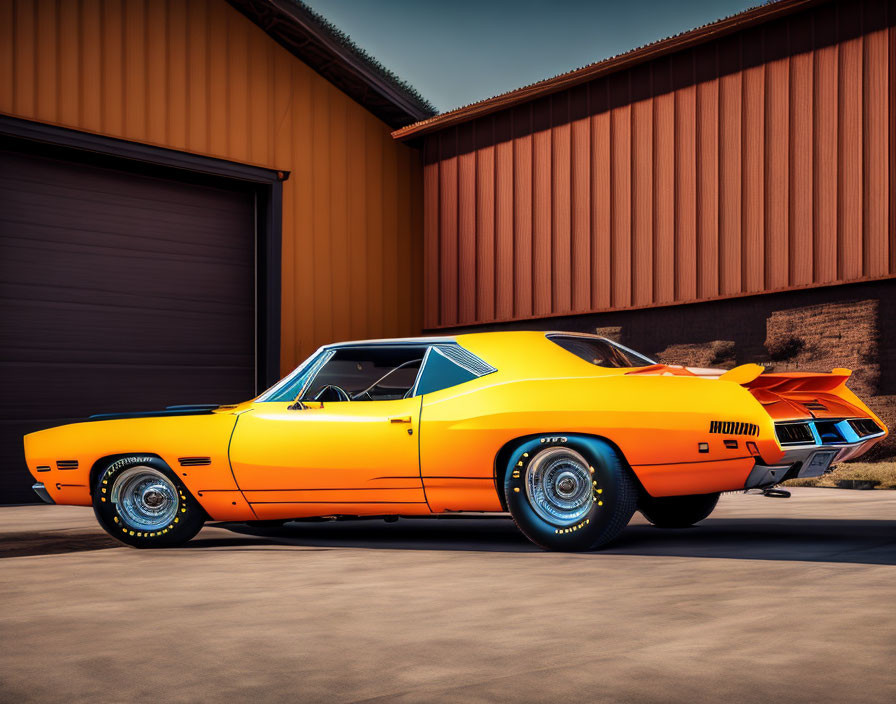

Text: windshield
xmin=257 ymin=349 xmax=330 ymax=402
xmin=547 ymin=335 xmax=654 ymax=368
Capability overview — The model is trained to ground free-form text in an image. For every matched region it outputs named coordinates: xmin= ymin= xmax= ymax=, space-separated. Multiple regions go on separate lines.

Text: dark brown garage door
xmin=0 ymin=147 xmax=256 ymax=503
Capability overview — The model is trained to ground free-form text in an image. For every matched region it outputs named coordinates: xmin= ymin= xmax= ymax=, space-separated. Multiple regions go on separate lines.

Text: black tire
xmin=503 ymin=435 xmax=638 ymax=551
xmin=639 ymin=492 xmax=720 ymax=528
xmin=92 ymin=455 xmax=205 ymax=548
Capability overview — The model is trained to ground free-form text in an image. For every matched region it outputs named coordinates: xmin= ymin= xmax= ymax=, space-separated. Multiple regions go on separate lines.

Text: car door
xmin=228 ymin=345 xmax=429 ymax=519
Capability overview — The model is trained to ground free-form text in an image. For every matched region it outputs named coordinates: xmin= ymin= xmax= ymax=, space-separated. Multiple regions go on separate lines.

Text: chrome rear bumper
xmin=744 ymin=418 xmax=885 ymax=489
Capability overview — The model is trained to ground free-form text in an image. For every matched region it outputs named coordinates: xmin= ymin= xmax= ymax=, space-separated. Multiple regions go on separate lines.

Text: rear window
xmin=548 ymin=335 xmax=653 ymax=368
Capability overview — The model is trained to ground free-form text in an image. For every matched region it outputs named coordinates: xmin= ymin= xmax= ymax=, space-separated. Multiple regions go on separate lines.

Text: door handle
xmin=389 ymin=416 xmax=412 ymax=424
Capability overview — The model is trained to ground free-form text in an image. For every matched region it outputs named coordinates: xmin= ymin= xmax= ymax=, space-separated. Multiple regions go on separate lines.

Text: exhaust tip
xmin=762 ymin=488 xmax=791 ymax=498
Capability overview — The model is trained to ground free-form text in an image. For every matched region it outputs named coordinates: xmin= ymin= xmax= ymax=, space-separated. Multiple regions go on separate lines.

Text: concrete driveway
xmin=1 ymin=488 xmax=894 ymax=703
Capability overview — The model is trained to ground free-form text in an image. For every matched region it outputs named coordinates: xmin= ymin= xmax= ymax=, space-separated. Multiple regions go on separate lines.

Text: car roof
xmin=319 ymin=331 xmax=647 ymax=376
xmin=322 ymin=330 xmax=606 ymax=349
xmin=322 ymin=335 xmax=457 ymax=349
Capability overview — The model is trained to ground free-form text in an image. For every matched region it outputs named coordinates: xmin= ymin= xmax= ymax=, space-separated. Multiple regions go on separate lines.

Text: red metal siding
xmin=420 ymin=0 xmax=895 ymax=329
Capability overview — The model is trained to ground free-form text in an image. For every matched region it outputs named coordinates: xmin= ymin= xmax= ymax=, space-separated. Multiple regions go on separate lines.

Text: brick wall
xmin=763 ymin=300 xmax=879 ymax=396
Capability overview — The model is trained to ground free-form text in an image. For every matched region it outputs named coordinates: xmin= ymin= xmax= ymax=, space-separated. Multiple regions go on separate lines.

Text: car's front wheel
xmin=638 ymin=492 xmax=720 ymax=528
xmin=504 ymin=435 xmax=638 ymax=551
xmin=93 ymin=455 xmax=205 ymax=548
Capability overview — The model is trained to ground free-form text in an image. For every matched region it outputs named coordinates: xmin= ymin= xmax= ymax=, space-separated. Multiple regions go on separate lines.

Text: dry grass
xmin=784 ymin=461 xmax=896 ymax=489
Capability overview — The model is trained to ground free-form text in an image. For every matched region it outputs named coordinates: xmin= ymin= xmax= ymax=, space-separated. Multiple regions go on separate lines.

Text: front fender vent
xmin=709 ymin=421 xmax=759 ymax=436
xmin=56 ymin=460 xmax=79 ymax=470
xmin=178 ymin=456 xmax=211 ymax=467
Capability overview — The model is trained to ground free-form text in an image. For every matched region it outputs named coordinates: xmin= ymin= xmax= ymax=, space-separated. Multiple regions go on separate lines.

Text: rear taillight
xmin=849 ymin=418 xmax=882 ymax=437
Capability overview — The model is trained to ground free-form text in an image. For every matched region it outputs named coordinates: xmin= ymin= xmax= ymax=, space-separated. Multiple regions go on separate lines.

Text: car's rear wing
xmin=742 ymin=370 xmax=855 ymax=394
xmin=721 ymin=365 xmax=882 ymax=427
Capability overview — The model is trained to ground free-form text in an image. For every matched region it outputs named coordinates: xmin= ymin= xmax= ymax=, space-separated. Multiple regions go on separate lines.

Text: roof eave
xmin=392 ymin=0 xmax=826 ymax=140
xmin=228 ymin=0 xmax=435 ymax=129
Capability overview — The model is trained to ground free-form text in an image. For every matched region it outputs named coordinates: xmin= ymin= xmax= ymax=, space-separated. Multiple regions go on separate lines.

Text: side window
xmin=301 ymin=346 xmax=426 ymax=401
xmin=414 ymin=345 xmax=496 ymax=395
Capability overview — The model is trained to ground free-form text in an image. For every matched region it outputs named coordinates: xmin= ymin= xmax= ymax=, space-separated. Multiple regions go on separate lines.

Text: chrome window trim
xmin=606 ymin=338 xmax=656 ymax=366
xmin=409 ymin=346 xmax=436 ymax=398
xmin=322 ymin=337 xmax=456 ymax=349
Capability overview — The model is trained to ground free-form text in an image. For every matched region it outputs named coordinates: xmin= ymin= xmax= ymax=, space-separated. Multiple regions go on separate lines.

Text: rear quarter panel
xmin=420 ymin=373 xmax=778 ymax=509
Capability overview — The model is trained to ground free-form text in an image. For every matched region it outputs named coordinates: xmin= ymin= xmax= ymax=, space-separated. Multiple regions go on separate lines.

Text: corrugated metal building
xmin=396 ymin=0 xmax=894 ymax=328
xmin=394 ymin=0 xmax=896 ymax=456
xmin=0 ymin=0 xmax=432 ymax=502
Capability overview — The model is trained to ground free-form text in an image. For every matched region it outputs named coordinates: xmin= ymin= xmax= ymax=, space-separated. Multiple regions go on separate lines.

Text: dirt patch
xmin=784 ymin=461 xmax=896 ymax=489
xmin=655 ymin=340 xmax=736 ymax=368
xmin=764 ymin=299 xmax=879 ymax=396
xmin=765 ymin=300 xmax=893 ymax=459
xmin=863 ymin=395 xmax=896 ymax=460
xmin=594 ymin=326 xmax=623 ymax=342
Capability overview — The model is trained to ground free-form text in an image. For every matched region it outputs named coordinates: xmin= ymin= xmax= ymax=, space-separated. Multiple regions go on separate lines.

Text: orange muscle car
xmin=24 ymin=331 xmax=887 ymax=551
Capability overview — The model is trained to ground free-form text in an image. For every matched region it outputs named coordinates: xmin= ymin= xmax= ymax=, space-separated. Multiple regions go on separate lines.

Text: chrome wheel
xmin=525 ymin=447 xmax=594 ymax=526
xmin=111 ymin=466 xmax=179 ymax=531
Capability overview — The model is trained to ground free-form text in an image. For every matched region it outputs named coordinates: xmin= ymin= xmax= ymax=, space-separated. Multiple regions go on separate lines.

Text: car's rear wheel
xmin=93 ymin=455 xmax=205 ymax=548
xmin=639 ymin=492 xmax=720 ymax=528
xmin=504 ymin=435 xmax=638 ymax=551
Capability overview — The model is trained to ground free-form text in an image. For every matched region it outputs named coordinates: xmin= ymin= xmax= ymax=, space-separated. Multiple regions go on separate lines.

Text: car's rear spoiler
xmin=721 ymin=365 xmax=853 ymax=393
xmin=627 ymin=362 xmax=854 ymax=394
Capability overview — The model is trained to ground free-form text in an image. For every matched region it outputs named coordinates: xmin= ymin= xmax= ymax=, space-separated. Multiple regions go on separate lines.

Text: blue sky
xmin=306 ymin=0 xmax=762 ymax=113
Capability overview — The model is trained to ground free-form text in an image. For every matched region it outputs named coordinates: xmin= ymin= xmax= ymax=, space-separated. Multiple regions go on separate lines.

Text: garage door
xmin=0 ymin=147 xmax=256 ymax=503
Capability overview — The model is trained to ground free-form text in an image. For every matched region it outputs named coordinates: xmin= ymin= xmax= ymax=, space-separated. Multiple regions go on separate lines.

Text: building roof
xmin=227 ymin=0 xmax=435 ymax=128
xmin=392 ymin=0 xmax=825 ymax=141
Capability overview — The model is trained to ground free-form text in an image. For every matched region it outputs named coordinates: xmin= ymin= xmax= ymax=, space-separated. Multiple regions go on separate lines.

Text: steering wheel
xmin=312 ymin=384 xmax=352 ymax=402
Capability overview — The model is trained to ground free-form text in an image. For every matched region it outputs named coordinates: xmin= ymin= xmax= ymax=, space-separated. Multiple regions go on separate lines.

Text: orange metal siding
xmin=420 ymin=0 xmax=895 ymax=329
xmin=0 ymin=0 xmax=423 ymax=371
